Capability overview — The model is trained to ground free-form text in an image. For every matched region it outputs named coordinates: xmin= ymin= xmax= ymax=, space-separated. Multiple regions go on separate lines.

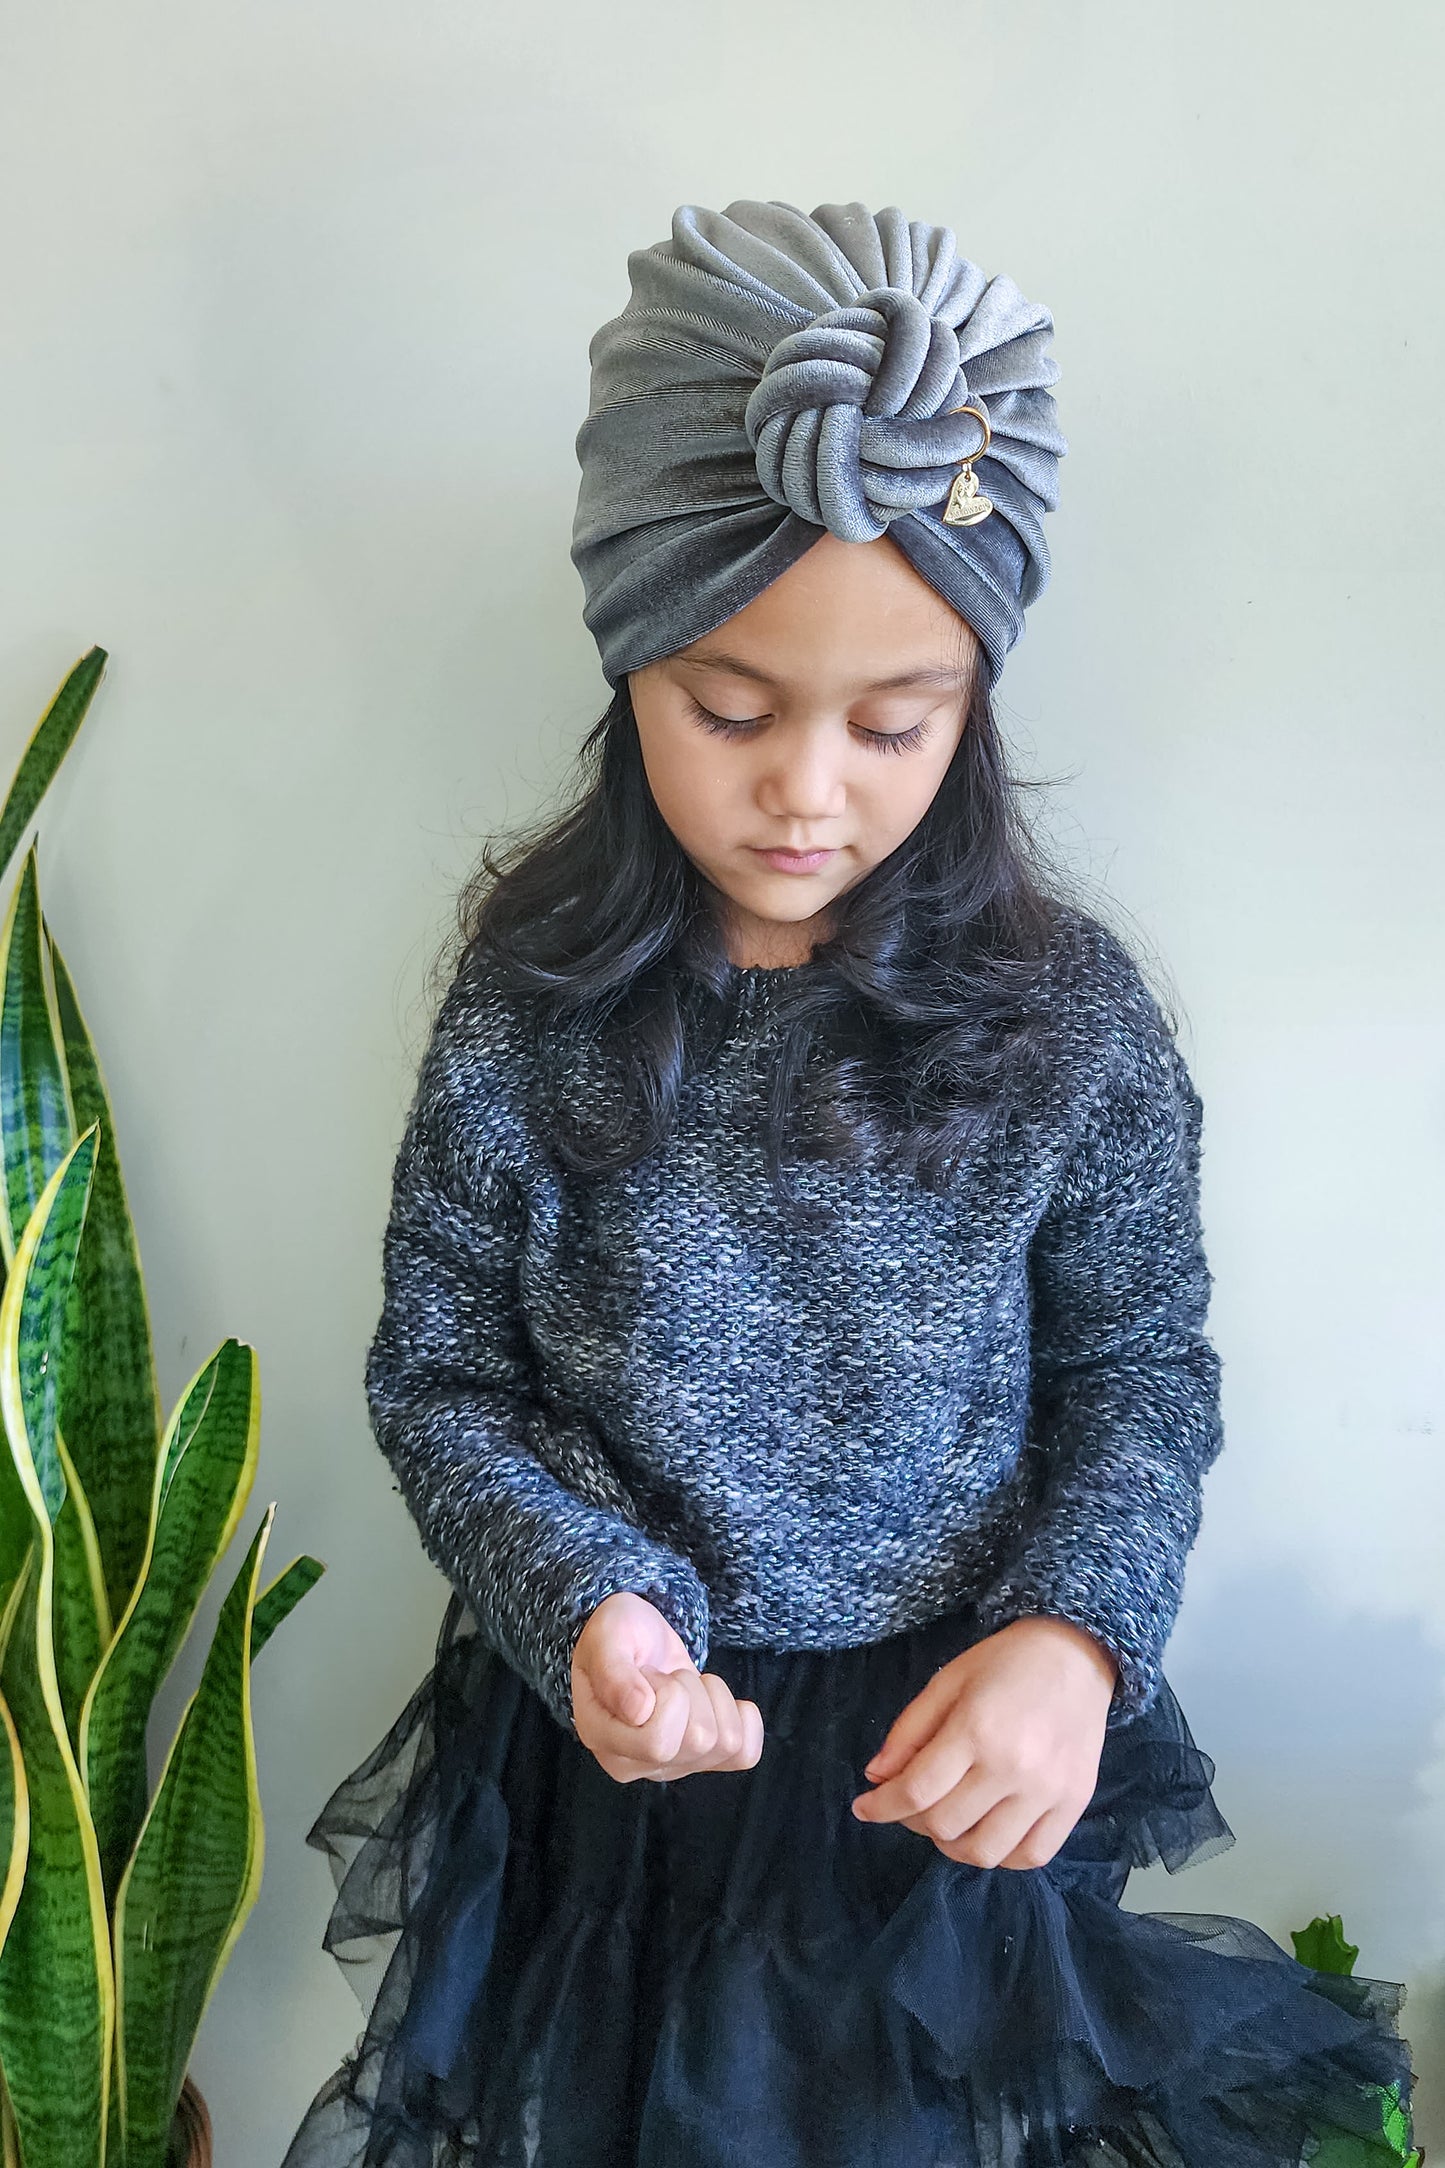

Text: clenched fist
xmin=571 ymin=1591 xmax=765 ymax=1782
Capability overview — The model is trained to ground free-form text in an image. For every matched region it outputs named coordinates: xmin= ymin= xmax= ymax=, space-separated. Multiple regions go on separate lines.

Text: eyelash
xmin=684 ymin=696 xmax=932 ymax=756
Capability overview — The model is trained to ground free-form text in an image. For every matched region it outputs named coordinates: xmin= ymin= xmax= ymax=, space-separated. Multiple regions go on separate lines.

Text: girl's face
xmin=629 ymin=532 xmax=979 ymax=967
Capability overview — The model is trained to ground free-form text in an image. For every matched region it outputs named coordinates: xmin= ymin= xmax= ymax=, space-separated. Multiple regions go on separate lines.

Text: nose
xmin=756 ymin=722 xmax=848 ymax=824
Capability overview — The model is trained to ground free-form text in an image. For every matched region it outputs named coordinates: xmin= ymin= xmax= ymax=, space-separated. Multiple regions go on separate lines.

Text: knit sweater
xmin=364 ymin=908 xmax=1224 ymax=1740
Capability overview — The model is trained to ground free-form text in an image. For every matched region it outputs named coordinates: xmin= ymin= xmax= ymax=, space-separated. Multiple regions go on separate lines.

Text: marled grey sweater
xmin=364 ymin=909 xmax=1224 ymax=1739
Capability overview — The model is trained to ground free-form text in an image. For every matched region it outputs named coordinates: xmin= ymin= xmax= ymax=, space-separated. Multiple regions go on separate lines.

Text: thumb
xmin=583 ymin=1641 xmax=660 ymax=1729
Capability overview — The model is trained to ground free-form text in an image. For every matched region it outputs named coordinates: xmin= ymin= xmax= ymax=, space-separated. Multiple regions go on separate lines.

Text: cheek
xmin=857 ymin=756 xmax=951 ymax=845
xmin=635 ymin=711 xmax=740 ymax=846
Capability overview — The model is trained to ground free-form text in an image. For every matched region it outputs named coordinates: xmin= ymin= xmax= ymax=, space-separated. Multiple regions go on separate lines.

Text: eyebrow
xmin=675 ymin=646 xmax=969 ymax=692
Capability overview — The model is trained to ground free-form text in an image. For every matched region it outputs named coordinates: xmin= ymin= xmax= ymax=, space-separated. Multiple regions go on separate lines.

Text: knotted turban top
xmin=570 ymin=198 xmax=1068 ymax=691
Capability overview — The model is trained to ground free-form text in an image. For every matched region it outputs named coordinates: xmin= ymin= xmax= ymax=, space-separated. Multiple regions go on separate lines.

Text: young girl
xmin=282 ymin=198 xmax=1418 ymax=2168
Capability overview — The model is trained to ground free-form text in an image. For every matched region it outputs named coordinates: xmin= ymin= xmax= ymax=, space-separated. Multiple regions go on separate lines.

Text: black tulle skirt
xmin=280 ymin=1593 xmax=1418 ymax=2168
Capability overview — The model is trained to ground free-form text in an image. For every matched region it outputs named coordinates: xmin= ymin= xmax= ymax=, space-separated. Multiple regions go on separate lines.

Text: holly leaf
xmin=1291 ymin=1913 xmax=1359 ymax=1976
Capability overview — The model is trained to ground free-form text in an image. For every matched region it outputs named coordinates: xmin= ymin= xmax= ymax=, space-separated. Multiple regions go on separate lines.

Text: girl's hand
xmin=572 ymin=1591 xmax=765 ymax=1782
xmin=850 ymin=1616 xmax=1117 ymax=1869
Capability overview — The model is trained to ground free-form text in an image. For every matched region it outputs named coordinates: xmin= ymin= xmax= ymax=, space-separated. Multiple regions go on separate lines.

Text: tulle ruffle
xmin=281 ymin=1594 xmax=1418 ymax=2168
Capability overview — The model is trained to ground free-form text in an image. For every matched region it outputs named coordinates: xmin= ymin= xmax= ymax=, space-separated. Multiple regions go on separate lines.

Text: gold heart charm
xmin=943 ymin=467 xmax=994 ymax=526
xmin=941 ymin=401 xmax=994 ymax=526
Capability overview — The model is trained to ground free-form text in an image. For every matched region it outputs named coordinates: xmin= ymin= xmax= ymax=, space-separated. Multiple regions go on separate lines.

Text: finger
xmin=854 ymin=1704 xmax=978 ymax=1824
xmin=734 ymin=1695 xmax=766 ymax=1768
xmin=585 ymin=1645 xmax=660 ymax=1730
xmin=696 ymin=1671 xmax=754 ymax=1767
xmin=668 ymin=1670 xmax=767 ymax=1776
xmin=673 ymin=1670 xmax=740 ymax=1771
xmin=861 ymin=1665 xmax=958 ymax=1782
xmin=936 ymin=1793 xmax=1040 ymax=1870
xmin=593 ymin=1665 xmax=703 ymax=1771
xmin=997 ymin=1803 xmax=1077 ymax=1872
xmin=648 ymin=1662 xmax=724 ymax=1767
xmin=704 ymin=1686 xmax=765 ymax=1770
xmin=901 ymin=1760 xmax=1009 ymax=1844
xmin=597 ymin=1682 xmax=767 ymax=1784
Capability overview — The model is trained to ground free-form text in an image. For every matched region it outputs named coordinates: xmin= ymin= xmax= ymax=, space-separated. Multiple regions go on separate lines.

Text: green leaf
xmin=0 ymin=1584 xmax=29 ymax=1965
xmin=50 ymin=1434 xmax=112 ymax=1749
xmin=1306 ymin=2137 xmax=1381 ymax=2167
xmin=80 ymin=1339 xmax=260 ymax=1906
xmin=1306 ymin=2129 xmax=1419 ymax=2167
xmin=0 ymin=1136 xmax=114 ymax=2166
xmin=113 ymin=1506 xmax=285 ymax=2168
xmin=0 ymin=1125 xmax=96 ymax=1533
xmin=251 ymin=1554 xmax=325 ymax=1661
xmin=0 ymin=848 xmax=77 ymax=1274
xmin=1378 ymin=2081 xmax=1415 ymax=2156
xmin=49 ymin=929 xmax=164 ymax=1623
xmin=0 ymin=649 xmax=107 ymax=899
xmin=0 ymin=1570 xmax=29 ymax=1980
xmin=0 ymin=1399 xmax=32 ymax=1641
xmin=1292 ymin=1913 xmax=1360 ymax=1976
xmin=1 ymin=2086 xmax=19 ymax=2168
xmin=0 ymin=1554 xmax=112 ymax=2168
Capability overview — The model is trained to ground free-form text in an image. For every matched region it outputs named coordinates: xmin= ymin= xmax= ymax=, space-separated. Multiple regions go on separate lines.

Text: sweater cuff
xmin=535 ymin=1546 xmax=712 ymax=1739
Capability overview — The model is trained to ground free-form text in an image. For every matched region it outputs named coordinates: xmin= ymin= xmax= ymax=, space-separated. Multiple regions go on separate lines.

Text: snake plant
xmin=0 ymin=648 xmax=325 ymax=2167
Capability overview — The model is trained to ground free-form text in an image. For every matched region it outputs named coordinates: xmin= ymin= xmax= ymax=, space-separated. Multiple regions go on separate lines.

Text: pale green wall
xmin=1 ymin=1 xmax=1441 ymax=2157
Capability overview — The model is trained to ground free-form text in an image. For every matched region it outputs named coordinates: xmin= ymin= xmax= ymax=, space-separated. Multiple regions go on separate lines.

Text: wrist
xmin=996 ymin=1613 xmax=1120 ymax=1694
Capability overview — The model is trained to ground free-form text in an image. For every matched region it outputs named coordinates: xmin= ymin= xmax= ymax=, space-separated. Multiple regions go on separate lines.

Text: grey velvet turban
xmin=570 ymin=198 xmax=1068 ymax=691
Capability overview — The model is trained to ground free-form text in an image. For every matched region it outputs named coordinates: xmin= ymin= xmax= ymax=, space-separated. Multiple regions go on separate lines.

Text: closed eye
xmin=683 ymin=697 xmax=933 ymax=756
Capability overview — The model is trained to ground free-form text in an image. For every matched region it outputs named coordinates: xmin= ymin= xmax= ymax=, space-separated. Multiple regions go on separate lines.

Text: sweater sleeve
xmin=973 ymin=945 xmax=1225 ymax=1726
xmin=363 ymin=969 xmax=712 ymax=1736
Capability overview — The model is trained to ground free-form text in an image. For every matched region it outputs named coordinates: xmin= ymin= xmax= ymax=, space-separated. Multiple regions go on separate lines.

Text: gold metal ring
xmin=944 ymin=401 xmax=991 ymax=457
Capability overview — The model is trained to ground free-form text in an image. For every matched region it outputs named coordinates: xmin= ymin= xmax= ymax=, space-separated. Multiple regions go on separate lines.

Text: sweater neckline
xmin=722 ymin=960 xmax=807 ymax=1029
xmin=728 ymin=961 xmax=810 ymax=1000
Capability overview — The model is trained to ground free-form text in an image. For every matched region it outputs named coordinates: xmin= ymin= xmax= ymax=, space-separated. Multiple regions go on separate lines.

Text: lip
xmin=752 ymin=846 xmax=838 ymax=873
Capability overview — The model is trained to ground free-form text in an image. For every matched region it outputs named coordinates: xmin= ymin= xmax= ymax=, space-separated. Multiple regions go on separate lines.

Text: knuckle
xmin=972 ymin=1740 xmax=1018 ymax=1784
xmin=894 ymin=1774 xmax=933 ymax=1814
xmin=714 ymin=1715 xmax=744 ymax=1761
xmin=966 ymin=1711 xmax=1009 ymax=1754
xmin=997 ymin=1730 xmax=1045 ymax=1776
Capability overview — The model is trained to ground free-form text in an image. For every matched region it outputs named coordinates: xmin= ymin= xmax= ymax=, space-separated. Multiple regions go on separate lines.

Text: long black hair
xmin=431 ymin=651 xmax=1138 ymax=1223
